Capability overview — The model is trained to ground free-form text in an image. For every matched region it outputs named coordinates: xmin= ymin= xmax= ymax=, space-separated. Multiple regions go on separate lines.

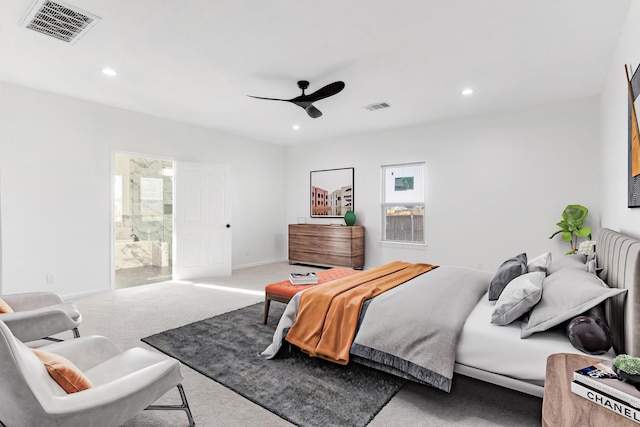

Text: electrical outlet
xmin=46 ymin=274 xmax=55 ymax=284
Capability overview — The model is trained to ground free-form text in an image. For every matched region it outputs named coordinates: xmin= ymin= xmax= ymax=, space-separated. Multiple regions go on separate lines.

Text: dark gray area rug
xmin=141 ymin=302 xmax=406 ymax=427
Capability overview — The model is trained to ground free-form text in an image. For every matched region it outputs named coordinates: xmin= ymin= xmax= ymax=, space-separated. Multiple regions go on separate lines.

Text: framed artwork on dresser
xmin=310 ymin=167 xmax=354 ymax=217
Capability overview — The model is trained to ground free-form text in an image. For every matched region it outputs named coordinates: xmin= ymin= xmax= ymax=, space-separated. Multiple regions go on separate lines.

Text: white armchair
xmin=0 ymin=292 xmax=81 ymax=342
xmin=0 ymin=320 xmax=195 ymax=426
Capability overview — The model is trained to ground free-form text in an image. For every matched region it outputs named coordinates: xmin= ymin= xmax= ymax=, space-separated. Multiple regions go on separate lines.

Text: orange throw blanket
xmin=285 ymin=261 xmax=438 ymax=365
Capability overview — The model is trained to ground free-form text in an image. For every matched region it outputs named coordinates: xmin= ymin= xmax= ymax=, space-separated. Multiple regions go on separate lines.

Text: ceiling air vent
xmin=21 ymin=0 xmax=101 ymax=44
xmin=363 ymin=102 xmax=391 ymax=111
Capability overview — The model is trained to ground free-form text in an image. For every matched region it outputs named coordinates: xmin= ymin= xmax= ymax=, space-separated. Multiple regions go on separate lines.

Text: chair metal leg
xmin=41 ymin=328 xmax=80 ymax=342
xmin=145 ymin=384 xmax=195 ymax=426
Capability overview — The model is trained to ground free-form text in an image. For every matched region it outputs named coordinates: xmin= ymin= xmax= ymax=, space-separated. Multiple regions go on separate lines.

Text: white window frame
xmin=380 ymin=162 xmax=426 ymax=244
xmin=140 ymin=177 xmax=164 ymax=222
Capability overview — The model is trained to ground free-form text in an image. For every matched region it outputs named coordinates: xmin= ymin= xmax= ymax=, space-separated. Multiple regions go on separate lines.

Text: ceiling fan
xmin=248 ymin=80 xmax=345 ymax=118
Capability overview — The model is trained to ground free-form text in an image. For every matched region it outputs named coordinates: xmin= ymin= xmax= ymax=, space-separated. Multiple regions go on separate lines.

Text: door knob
xmin=226 ymin=224 xmax=231 ymax=228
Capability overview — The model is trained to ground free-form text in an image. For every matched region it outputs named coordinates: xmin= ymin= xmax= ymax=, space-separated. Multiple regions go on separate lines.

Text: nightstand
xmin=542 ymin=353 xmax=637 ymax=426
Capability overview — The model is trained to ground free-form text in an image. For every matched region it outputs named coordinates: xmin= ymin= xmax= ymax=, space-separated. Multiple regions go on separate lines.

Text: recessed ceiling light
xmin=461 ymin=88 xmax=474 ymax=96
xmin=101 ymin=68 xmax=117 ymax=76
xmin=292 ymin=124 xmax=300 ymax=130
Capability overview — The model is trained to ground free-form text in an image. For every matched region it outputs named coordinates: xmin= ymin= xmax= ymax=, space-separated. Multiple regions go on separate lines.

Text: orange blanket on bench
xmin=285 ymin=261 xmax=438 ymax=365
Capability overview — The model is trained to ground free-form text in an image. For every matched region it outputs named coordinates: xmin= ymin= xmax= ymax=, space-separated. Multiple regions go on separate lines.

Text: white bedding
xmin=456 ymin=292 xmax=614 ymax=382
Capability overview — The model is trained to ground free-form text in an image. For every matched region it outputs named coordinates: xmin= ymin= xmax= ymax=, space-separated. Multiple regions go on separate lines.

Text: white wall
xmin=0 ymin=62 xmax=613 ymax=298
xmin=0 ymin=83 xmax=287 ymax=297
xmin=600 ymin=0 xmax=640 ymax=238
xmin=287 ymin=97 xmax=601 ymax=271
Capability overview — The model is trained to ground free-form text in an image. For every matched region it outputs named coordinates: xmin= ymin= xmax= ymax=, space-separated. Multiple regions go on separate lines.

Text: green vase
xmin=344 ymin=210 xmax=356 ymax=226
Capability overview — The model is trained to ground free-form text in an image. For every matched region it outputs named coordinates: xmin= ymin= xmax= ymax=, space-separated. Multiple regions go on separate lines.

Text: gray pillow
xmin=488 ymin=253 xmax=527 ymax=301
xmin=521 ymin=268 xmax=626 ymax=338
xmin=491 ymin=271 xmax=545 ymax=326
xmin=547 ymin=254 xmax=587 ymax=275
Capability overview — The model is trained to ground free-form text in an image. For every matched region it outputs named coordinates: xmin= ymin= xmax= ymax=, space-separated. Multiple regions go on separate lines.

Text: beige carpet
xmin=68 ymin=262 xmax=542 ymax=427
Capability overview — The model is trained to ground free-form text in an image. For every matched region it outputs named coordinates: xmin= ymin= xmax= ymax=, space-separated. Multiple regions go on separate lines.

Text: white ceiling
xmin=0 ymin=0 xmax=633 ymax=145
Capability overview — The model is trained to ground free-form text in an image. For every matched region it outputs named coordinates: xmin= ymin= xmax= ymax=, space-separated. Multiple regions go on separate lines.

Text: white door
xmin=174 ymin=162 xmax=231 ymax=279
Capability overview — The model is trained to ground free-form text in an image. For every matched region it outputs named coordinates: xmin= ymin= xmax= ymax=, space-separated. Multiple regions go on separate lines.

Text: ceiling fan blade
xmin=249 ymin=80 xmax=342 ymax=118
xmin=304 ymin=81 xmax=345 ymax=102
xmin=305 ymin=105 xmax=323 ymax=118
xmin=247 ymin=95 xmax=288 ymax=102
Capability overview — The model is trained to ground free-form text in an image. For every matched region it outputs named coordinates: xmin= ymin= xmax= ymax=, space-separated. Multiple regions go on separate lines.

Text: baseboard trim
xmin=233 ymin=258 xmax=288 ymax=270
xmin=62 ymin=288 xmax=110 ymax=300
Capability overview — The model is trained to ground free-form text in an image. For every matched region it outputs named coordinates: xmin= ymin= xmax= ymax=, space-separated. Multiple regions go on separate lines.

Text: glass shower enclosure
xmin=114 ymin=154 xmax=173 ymax=288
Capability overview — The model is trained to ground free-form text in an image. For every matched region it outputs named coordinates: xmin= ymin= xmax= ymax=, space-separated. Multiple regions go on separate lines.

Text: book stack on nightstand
xmin=572 ymin=360 xmax=640 ymax=424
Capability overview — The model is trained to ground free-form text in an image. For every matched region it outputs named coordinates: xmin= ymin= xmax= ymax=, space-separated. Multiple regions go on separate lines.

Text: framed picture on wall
xmin=627 ymin=63 xmax=640 ymax=207
xmin=310 ymin=167 xmax=354 ymax=217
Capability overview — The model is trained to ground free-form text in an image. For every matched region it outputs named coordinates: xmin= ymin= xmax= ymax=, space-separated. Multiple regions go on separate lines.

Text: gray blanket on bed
xmin=351 ymin=266 xmax=491 ymax=391
xmin=262 ymin=265 xmax=491 ymax=392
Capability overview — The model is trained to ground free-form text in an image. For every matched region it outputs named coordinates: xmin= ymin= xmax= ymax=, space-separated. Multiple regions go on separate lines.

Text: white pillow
xmin=491 ymin=271 xmax=545 ymax=326
xmin=527 ymin=252 xmax=552 ymax=274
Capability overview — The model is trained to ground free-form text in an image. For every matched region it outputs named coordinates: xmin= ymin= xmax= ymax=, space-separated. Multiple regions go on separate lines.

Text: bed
xmin=263 ymin=228 xmax=640 ymax=398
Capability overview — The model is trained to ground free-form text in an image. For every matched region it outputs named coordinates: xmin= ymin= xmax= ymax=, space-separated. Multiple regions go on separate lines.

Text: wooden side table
xmin=542 ymin=353 xmax=637 ymax=426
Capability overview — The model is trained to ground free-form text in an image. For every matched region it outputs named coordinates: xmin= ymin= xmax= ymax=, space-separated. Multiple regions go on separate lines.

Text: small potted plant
xmin=549 ymin=204 xmax=592 ymax=255
xmin=612 ymin=354 xmax=640 ymax=385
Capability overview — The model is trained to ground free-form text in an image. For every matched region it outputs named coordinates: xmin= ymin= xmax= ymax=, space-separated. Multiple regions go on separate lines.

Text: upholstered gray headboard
xmin=597 ymin=228 xmax=640 ymax=356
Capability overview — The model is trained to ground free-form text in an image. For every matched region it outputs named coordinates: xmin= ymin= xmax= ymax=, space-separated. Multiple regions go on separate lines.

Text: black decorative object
xmin=613 ymin=366 xmax=640 ymax=386
xmin=566 ymin=308 xmax=613 ymax=355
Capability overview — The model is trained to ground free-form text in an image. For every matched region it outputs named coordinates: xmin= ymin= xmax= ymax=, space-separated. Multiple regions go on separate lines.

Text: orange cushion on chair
xmin=0 ymin=298 xmax=13 ymax=314
xmin=32 ymin=349 xmax=93 ymax=393
xmin=266 ymin=268 xmax=361 ymax=299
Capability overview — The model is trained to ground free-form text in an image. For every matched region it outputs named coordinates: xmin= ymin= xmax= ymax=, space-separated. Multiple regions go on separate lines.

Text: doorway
xmin=114 ymin=154 xmax=174 ymax=289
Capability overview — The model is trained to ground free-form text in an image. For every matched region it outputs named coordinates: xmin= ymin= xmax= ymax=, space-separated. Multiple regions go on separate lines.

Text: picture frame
xmin=627 ymin=63 xmax=640 ymax=208
xmin=310 ymin=167 xmax=354 ymax=217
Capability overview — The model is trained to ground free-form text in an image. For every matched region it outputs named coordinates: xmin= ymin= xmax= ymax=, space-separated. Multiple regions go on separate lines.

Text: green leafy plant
xmin=549 ymin=204 xmax=592 ymax=255
xmin=613 ymin=354 xmax=640 ymax=375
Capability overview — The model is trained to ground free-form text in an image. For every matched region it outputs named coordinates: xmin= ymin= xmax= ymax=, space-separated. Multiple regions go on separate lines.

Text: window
xmin=140 ymin=177 xmax=164 ymax=222
xmin=381 ymin=162 xmax=425 ymax=243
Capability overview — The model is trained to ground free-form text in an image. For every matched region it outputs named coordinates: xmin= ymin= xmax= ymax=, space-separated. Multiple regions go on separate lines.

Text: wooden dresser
xmin=288 ymin=224 xmax=364 ymax=269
